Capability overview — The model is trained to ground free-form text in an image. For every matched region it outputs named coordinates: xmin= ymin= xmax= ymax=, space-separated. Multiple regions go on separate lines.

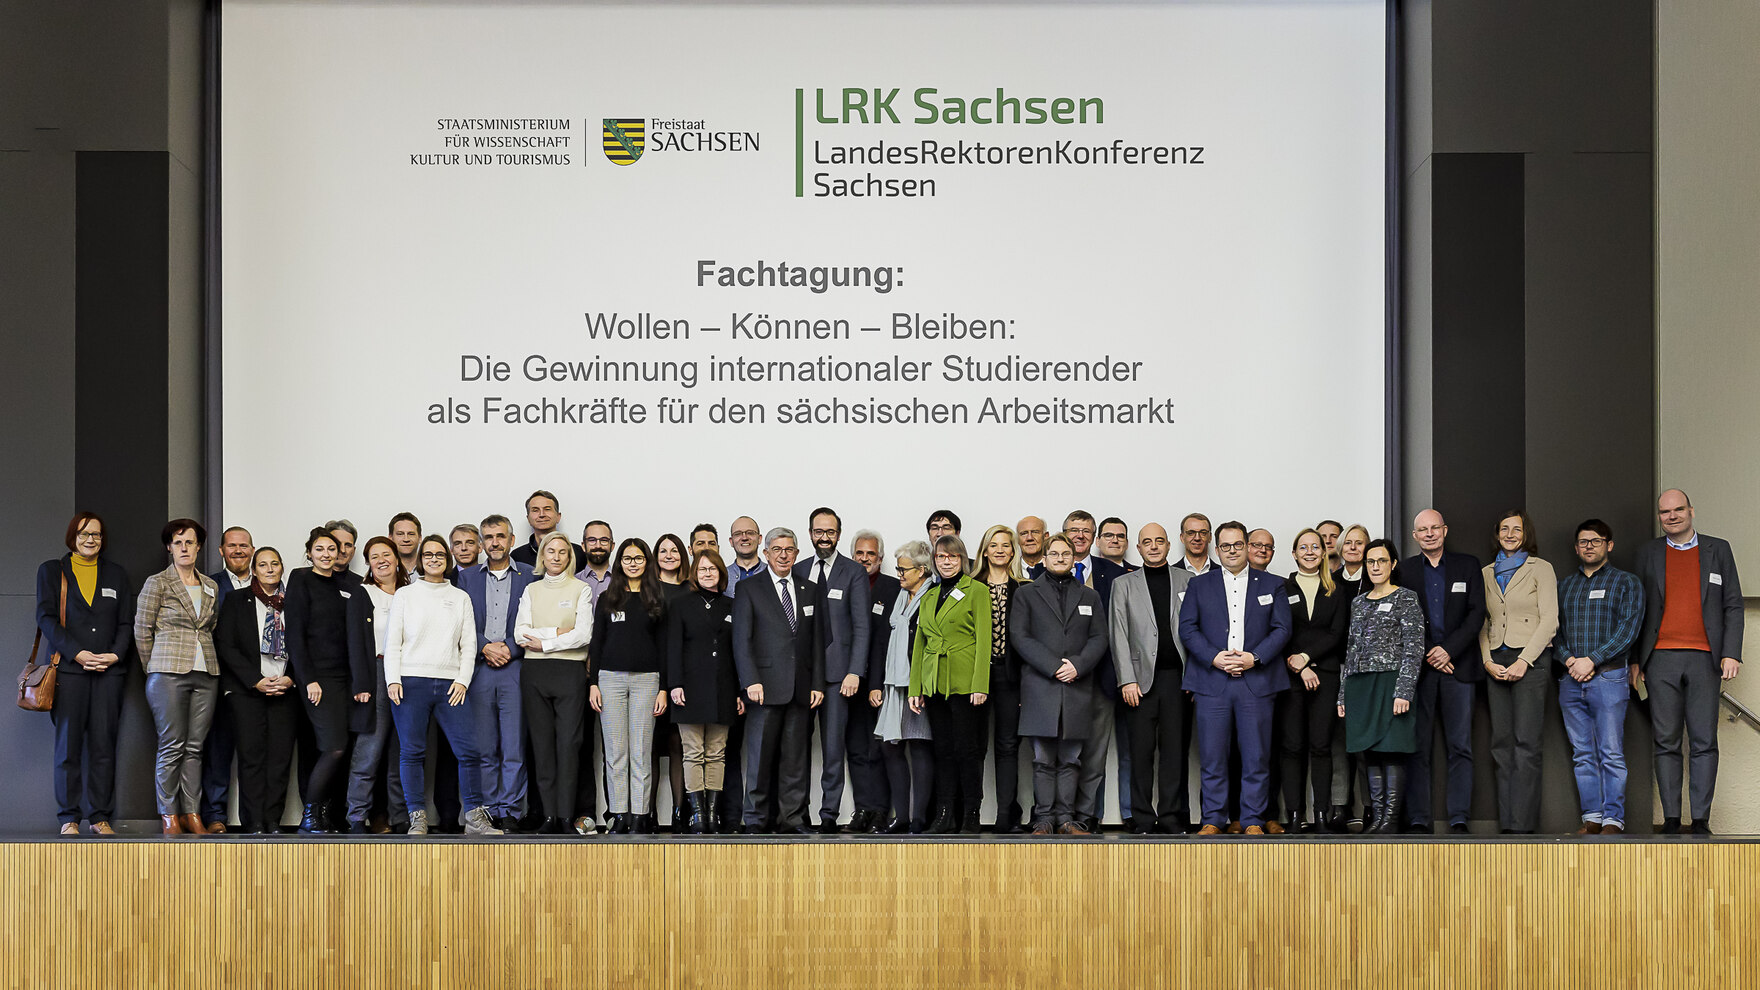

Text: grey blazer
xmin=1108 ymin=565 xmax=1192 ymax=696
xmin=1009 ymin=575 xmax=1108 ymax=739
xmin=1633 ymin=534 xmax=1745 ymax=666
xmin=801 ymin=552 xmax=872 ymax=682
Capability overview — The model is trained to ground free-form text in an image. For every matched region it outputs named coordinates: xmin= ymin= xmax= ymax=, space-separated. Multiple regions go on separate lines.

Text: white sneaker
xmin=408 ymin=809 xmax=429 ymax=836
xmin=464 ymin=806 xmax=505 ymax=835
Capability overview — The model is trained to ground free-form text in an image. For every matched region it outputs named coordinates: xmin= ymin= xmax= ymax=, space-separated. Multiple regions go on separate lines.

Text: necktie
xmin=815 ymin=559 xmax=827 ymax=585
xmin=1075 ymin=562 xmax=1086 ymax=584
xmin=779 ymin=578 xmax=796 ymax=634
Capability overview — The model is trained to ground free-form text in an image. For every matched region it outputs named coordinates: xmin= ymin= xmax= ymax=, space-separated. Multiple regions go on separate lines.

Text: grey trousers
xmin=1032 ymin=736 xmax=1083 ymax=826
xmin=1074 ymin=691 xmax=1115 ymax=821
xmin=1648 ymin=649 xmax=1722 ymax=821
xmin=1486 ymin=647 xmax=1550 ymax=831
xmin=145 ymin=671 xmax=219 ymax=815
xmin=598 ymin=670 xmax=661 ymax=814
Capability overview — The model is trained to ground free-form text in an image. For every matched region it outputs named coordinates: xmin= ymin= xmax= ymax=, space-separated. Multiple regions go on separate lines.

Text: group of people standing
xmin=35 ymin=488 xmax=1740 ymax=838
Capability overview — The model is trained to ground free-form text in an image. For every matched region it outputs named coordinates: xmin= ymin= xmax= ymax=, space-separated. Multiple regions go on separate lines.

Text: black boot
xmin=1324 ymin=804 xmax=1349 ymax=834
xmin=702 ymin=791 xmax=720 ymax=834
xmin=685 ymin=792 xmax=707 ymax=834
xmin=1363 ymin=767 xmax=1387 ymax=835
xmin=673 ymin=793 xmax=693 ymax=834
xmin=960 ymin=808 xmax=982 ymax=834
xmin=925 ymin=805 xmax=956 ymax=834
xmin=298 ymin=803 xmax=324 ymax=835
xmin=1377 ymin=765 xmax=1406 ymax=835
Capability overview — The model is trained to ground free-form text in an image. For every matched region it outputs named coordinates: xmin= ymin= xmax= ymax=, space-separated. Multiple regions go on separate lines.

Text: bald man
xmin=1108 ymin=523 xmax=1193 ymax=832
xmin=1017 ymin=516 xmax=1048 ymax=572
xmin=1394 ymin=509 xmax=1485 ymax=833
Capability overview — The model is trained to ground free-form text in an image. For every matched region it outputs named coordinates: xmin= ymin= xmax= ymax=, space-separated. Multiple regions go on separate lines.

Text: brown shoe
xmin=1225 ymin=821 xmax=1244 ymax=834
xmin=177 ymin=813 xmax=204 ymax=835
xmin=59 ymin=823 xmax=79 ymax=836
xmin=1244 ymin=825 xmax=1266 ymax=835
xmin=1057 ymin=821 xmax=1092 ymax=836
xmin=88 ymin=822 xmax=115 ymax=836
xmin=162 ymin=815 xmax=185 ymax=835
xmin=1197 ymin=824 xmax=1222 ymax=836
xmin=205 ymin=820 xmax=227 ymax=834
xmin=1031 ymin=821 xmax=1054 ymax=836
xmin=1263 ymin=821 xmax=1286 ymax=835
xmin=1576 ymin=822 xmax=1603 ymax=835
xmin=1600 ymin=824 xmax=1624 ymax=835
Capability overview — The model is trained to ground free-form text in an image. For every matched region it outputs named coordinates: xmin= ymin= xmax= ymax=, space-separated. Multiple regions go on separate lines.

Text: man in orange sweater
xmin=1632 ymin=489 xmax=1744 ymax=835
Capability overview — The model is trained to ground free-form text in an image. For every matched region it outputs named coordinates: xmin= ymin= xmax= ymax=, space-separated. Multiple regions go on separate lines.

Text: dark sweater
xmin=284 ymin=568 xmax=354 ymax=683
xmin=589 ymin=590 xmax=665 ymax=679
xmin=1143 ymin=563 xmax=1180 ymax=671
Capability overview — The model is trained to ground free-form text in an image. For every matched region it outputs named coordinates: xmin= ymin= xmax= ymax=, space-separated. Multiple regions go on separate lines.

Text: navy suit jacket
xmin=1178 ymin=566 xmax=1293 ymax=698
xmin=800 ymin=552 xmax=872 ymax=682
xmin=455 ymin=561 xmax=535 ymax=661
xmin=1394 ymin=551 xmax=1487 ymax=683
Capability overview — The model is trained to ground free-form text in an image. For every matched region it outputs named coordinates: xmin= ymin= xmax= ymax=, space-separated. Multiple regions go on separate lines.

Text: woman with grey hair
xmin=871 ymin=540 xmax=935 ymax=833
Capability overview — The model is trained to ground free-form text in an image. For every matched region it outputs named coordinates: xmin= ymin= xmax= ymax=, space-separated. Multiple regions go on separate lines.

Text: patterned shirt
xmin=1340 ymin=588 xmax=1426 ymax=707
xmin=1556 ymin=563 xmax=1644 ymax=668
xmin=988 ymin=581 xmax=1010 ymax=660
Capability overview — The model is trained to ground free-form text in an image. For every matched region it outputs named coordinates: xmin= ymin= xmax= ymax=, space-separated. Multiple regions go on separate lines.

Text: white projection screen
xmin=220 ymin=0 xmax=1388 ymax=573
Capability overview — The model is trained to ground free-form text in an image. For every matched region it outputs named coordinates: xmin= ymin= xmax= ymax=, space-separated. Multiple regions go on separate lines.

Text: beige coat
xmin=1477 ymin=558 xmax=1559 ymax=668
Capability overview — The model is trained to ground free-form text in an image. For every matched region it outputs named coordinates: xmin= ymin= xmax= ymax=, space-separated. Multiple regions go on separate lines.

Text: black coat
xmin=666 ymin=587 xmax=740 ymax=725
xmin=1010 ymin=574 xmax=1108 ymax=738
xmin=215 ymin=586 xmax=273 ymax=695
xmin=1282 ymin=573 xmax=1350 ymax=681
xmin=864 ymin=573 xmax=903 ymax=687
xmin=731 ymin=569 xmax=825 ymax=707
xmin=1394 ymin=551 xmax=1488 ymax=683
xmin=35 ymin=555 xmax=133 ymax=677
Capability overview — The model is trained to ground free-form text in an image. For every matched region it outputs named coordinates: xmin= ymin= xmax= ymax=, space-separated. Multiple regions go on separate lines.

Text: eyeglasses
xmin=1216 ymin=541 xmax=1246 ymax=552
xmin=420 ymin=552 xmax=449 ymax=560
xmin=584 ymin=537 xmax=612 ymax=546
xmin=1100 ymin=532 xmax=1127 ymax=541
xmin=732 ymin=530 xmax=759 ymax=539
xmin=75 ymin=532 xmax=103 ymax=542
xmin=1576 ymin=538 xmax=1607 ymax=548
xmin=934 ymin=553 xmax=963 ymax=562
xmin=620 ymin=556 xmax=646 ymax=565
xmin=809 ymin=529 xmax=838 ymax=538
xmin=897 ymin=564 xmax=921 ymax=573
xmin=1183 ymin=529 xmax=1211 ymax=538
xmin=1248 ymin=542 xmax=1274 ymax=552
xmin=768 ymin=547 xmax=799 ymax=557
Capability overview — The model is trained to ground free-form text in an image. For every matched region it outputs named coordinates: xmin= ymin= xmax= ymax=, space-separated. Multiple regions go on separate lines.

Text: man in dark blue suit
xmin=1394 ymin=509 xmax=1486 ymax=833
xmin=1179 ymin=520 xmax=1292 ymax=834
xmin=455 ymin=515 xmax=536 ymax=830
xmin=201 ymin=525 xmax=257 ymax=832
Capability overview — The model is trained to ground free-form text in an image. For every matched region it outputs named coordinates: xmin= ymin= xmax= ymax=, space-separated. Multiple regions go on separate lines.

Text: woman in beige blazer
xmin=1478 ymin=509 xmax=1558 ymax=834
xmin=133 ymin=518 xmax=222 ymax=835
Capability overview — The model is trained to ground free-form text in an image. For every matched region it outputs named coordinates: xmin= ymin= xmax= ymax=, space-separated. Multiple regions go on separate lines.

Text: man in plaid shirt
xmin=1555 ymin=518 xmax=1644 ymax=834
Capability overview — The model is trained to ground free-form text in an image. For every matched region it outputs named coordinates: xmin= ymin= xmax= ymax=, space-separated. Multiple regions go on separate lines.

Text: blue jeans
xmin=347 ymin=662 xmax=406 ymax=825
xmin=1558 ymin=666 xmax=1630 ymax=829
xmin=469 ymin=659 xmax=526 ymax=818
xmin=391 ymin=676 xmax=485 ymax=818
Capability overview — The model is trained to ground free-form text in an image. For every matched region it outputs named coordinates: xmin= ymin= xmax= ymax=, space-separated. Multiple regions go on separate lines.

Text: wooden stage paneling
xmin=0 ymin=838 xmax=1751 ymax=989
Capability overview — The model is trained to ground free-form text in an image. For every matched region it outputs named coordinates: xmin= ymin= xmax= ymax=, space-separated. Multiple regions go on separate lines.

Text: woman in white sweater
xmin=384 ymin=534 xmax=502 ymax=836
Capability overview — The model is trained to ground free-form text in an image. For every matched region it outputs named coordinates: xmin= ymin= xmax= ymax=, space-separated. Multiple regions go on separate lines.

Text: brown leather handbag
xmin=18 ymin=572 xmax=66 ymax=712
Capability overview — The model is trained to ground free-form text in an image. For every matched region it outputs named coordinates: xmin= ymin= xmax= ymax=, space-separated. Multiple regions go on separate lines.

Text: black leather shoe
xmin=1691 ymin=818 xmax=1713 ymax=835
xmin=1129 ymin=820 xmax=1153 ymax=835
xmin=777 ymin=823 xmax=814 ymax=835
xmin=1449 ymin=823 xmax=1471 ymax=834
xmin=1325 ymin=805 xmax=1349 ymax=833
xmin=634 ymin=814 xmax=657 ymax=835
xmin=877 ymin=816 xmax=911 ymax=835
xmin=817 ymin=819 xmax=842 ymax=836
xmin=743 ymin=823 xmax=769 ymax=835
xmin=347 ymin=819 xmax=370 ymax=835
xmin=536 ymin=817 xmax=568 ymax=835
xmin=1659 ymin=819 xmax=1682 ymax=835
xmin=925 ymin=806 xmax=956 ymax=834
xmin=960 ymin=809 xmax=981 ymax=834
xmin=611 ymin=814 xmax=634 ymax=835
xmin=849 ymin=809 xmax=876 ymax=834
xmin=908 ymin=818 xmax=928 ymax=834
xmin=1120 ymin=816 xmax=1137 ymax=833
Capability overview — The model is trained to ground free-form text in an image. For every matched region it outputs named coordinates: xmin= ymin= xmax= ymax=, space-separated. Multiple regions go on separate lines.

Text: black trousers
xmin=522 ymin=659 xmax=587 ymax=820
xmin=228 ymin=687 xmax=298 ymax=832
xmin=1277 ymin=666 xmax=1341 ymax=823
xmin=923 ymin=694 xmax=987 ymax=818
xmin=1124 ymin=677 xmax=1189 ymax=829
xmin=845 ymin=688 xmax=888 ymax=814
xmin=883 ymin=739 xmax=933 ymax=823
xmin=989 ymin=673 xmax=1024 ymax=825
xmin=743 ymin=701 xmax=813 ymax=827
xmin=49 ymin=669 xmax=128 ymax=825
xmin=574 ymin=703 xmax=605 ymax=822
xmin=200 ymin=693 xmax=237 ymax=822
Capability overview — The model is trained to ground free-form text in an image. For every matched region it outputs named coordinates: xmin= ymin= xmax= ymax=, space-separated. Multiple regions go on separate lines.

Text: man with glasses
xmin=1179 ymin=521 xmax=1292 ymax=835
xmin=925 ymin=510 xmax=969 ymax=576
xmin=512 ymin=490 xmax=584 ymax=569
xmin=1178 ymin=514 xmax=1216 ymax=575
xmin=1098 ymin=518 xmax=1135 ymax=570
xmin=1555 ymin=519 xmax=1643 ymax=835
xmin=800 ymin=508 xmax=872 ymax=832
xmin=716 ymin=516 xmax=764 ymax=829
xmin=573 ymin=521 xmax=615 ymax=602
xmin=732 ymin=528 xmax=826 ymax=833
xmin=725 ymin=517 xmax=767 ymax=595
xmin=1632 ymin=489 xmax=1744 ymax=834
xmin=1246 ymin=529 xmax=1276 ymax=572
xmin=1394 ymin=509 xmax=1486 ymax=833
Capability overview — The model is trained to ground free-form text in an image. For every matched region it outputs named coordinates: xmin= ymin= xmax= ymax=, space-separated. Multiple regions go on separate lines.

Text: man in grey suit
xmin=1109 ymin=522 xmax=1193 ymax=834
xmin=1011 ymin=532 xmax=1110 ymax=835
xmin=800 ymin=507 xmax=872 ymax=833
xmin=732 ymin=528 xmax=826 ymax=833
xmin=1632 ymin=488 xmax=1744 ymax=835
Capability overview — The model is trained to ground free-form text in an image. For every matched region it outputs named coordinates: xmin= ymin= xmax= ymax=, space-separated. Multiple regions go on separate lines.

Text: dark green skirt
xmin=1344 ymin=670 xmax=1418 ymax=754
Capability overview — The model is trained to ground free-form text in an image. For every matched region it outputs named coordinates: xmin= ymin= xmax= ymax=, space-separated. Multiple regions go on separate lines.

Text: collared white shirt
xmin=1666 ymin=533 xmax=1700 ymax=551
xmin=223 ymin=569 xmax=251 ymax=592
xmin=1074 ymin=554 xmax=1097 ymax=586
xmin=1221 ymin=566 xmax=1251 ymax=651
xmin=1181 ymin=556 xmax=1214 ymax=576
xmin=808 ymin=554 xmax=835 ymax=586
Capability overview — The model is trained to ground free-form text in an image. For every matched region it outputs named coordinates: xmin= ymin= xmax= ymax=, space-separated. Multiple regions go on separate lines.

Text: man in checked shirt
xmin=1555 ymin=519 xmax=1644 ymax=835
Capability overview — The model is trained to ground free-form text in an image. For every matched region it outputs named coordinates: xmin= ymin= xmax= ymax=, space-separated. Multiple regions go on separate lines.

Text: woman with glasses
xmin=589 ymin=537 xmax=669 ymax=834
xmin=285 ymin=528 xmax=373 ymax=833
xmin=1338 ymin=539 xmax=1425 ymax=834
xmin=909 ymin=535 xmax=992 ymax=834
xmin=873 ymin=540 xmax=935 ymax=833
xmin=651 ymin=533 xmax=691 ymax=827
xmin=974 ymin=524 xmax=1027 ymax=832
xmin=37 ymin=512 xmax=134 ymax=835
xmin=385 ymin=534 xmax=501 ymax=835
xmin=1277 ymin=529 xmax=1350 ymax=831
xmin=134 ymin=518 xmax=222 ymax=835
xmin=215 ymin=547 xmax=298 ymax=833
xmin=1477 ymin=509 xmax=1559 ymax=834
xmin=666 ymin=550 xmax=740 ymax=833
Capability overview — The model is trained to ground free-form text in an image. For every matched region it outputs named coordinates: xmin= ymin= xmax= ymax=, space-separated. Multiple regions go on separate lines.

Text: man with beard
xmin=851 ymin=529 xmax=898 ymax=831
xmin=456 ymin=514 xmax=533 ymax=830
xmin=799 ymin=508 xmax=872 ymax=832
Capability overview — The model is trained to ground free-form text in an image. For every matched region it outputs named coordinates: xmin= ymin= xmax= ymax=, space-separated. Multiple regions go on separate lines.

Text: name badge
xmin=1178 ymin=592 xmax=1185 ymax=602
xmin=101 ymin=588 xmax=118 ymax=600
xmin=1451 ymin=582 xmax=1467 ymax=593
xmin=950 ymin=589 xmax=966 ymax=602
xmin=560 ymin=600 xmax=574 ymax=609
xmin=872 ymin=603 xmax=885 ymax=615
xmin=202 ymin=585 xmax=214 ymax=597
xmin=1257 ymin=594 xmax=1273 ymax=606
xmin=803 ymin=604 xmax=815 ymax=616
xmin=828 ymin=588 xmax=844 ymax=600
xmin=1288 ymin=594 xmax=1302 ymax=605
xmin=1078 ymin=605 xmax=1092 ymax=616
xmin=1377 ymin=602 xmax=1393 ymax=613
xmin=611 ymin=611 xmax=626 ymax=622
xmin=1588 ymin=589 xmax=1607 ymax=600
xmin=1711 ymin=573 xmax=1724 ymax=586
xmin=724 ymin=613 xmax=733 ymax=623
xmin=338 ymin=590 xmax=351 ymax=599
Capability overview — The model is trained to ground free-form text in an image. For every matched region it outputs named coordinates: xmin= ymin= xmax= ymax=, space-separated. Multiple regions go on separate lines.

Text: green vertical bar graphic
xmin=795 ymin=88 xmax=804 ymax=197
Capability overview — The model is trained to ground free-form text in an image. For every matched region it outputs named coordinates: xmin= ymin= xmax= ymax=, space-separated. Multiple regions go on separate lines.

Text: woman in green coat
xmin=909 ymin=535 xmax=992 ymax=834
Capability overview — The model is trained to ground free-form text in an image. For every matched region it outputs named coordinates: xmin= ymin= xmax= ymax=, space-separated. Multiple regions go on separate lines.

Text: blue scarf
xmin=1493 ymin=551 xmax=1527 ymax=593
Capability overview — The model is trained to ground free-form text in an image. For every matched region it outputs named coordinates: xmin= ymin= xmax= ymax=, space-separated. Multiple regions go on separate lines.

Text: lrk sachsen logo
xmin=597 ymin=117 xmax=760 ymax=166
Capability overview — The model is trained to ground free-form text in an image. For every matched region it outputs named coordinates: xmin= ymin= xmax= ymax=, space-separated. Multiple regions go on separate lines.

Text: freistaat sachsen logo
xmin=602 ymin=118 xmax=645 ymax=165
